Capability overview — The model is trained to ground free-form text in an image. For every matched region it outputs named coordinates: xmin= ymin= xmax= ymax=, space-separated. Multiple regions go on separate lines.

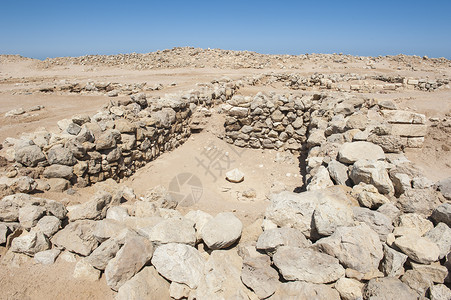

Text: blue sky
xmin=1 ymin=0 xmax=450 ymax=59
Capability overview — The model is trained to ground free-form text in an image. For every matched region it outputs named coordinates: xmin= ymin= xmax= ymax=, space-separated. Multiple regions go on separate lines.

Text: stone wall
xmin=1 ymin=80 xmax=238 ymax=194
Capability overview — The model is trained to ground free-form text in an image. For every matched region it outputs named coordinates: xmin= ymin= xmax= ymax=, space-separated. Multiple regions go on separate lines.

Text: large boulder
xmin=86 ymin=237 xmax=122 ymax=270
xmin=338 ymin=141 xmax=385 ymax=164
xmin=43 ymin=165 xmax=74 ymax=179
xmin=52 ymin=220 xmax=99 ymax=256
xmin=363 ymin=277 xmax=418 ymax=300
xmin=265 ymin=187 xmax=357 ymax=239
xmin=350 ymin=160 xmax=394 ymax=194
xmin=10 ymin=231 xmax=51 ymax=256
xmin=394 ymin=234 xmax=440 ymax=264
xmin=105 ymin=234 xmax=154 ymax=291
xmin=241 ymin=256 xmax=279 ymax=299
xmin=47 ymin=147 xmax=77 ymax=166
xmin=273 ymin=246 xmax=345 ymax=283
xmin=431 ymin=203 xmax=451 ymax=227
xmin=67 ymin=192 xmax=112 ymax=221
xmin=143 ymin=217 xmax=196 ymax=246
xmin=397 ymin=188 xmax=440 ymax=215
xmin=425 ymin=223 xmax=451 ymax=259
xmin=193 ymin=250 xmax=250 ymax=300
xmin=151 ymin=243 xmax=206 ymax=289
xmin=315 ymin=223 xmax=383 ymax=273
xmin=14 ymin=145 xmax=46 ymax=167
xmin=18 ymin=205 xmax=46 ymax=229
xmin=256 ymin=227 xmax=310 ymax=254
xmin=200 ymin=212 xmax=242 ymax=250
xmin=381 ymin=244 xmax=408 ymax=277
xmin=116 ymin=267 xmax=170 ymax=300
xmin=353 ymin=207 xmax=393 ymax=241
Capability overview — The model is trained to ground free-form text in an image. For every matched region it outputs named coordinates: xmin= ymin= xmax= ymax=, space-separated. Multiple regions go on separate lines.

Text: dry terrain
xmin=0 ymin=48 xmax=450 ymax=299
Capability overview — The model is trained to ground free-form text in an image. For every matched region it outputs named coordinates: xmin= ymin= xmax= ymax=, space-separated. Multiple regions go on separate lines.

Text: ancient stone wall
xmin=0 ymin=80 xmax=238 ymax=194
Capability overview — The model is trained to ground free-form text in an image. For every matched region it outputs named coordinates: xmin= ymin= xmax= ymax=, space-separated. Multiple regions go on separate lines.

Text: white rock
xmin=116 ymin=267 xmax=170 ymax=300
xmin=315 ymin=223 xmax=383 ymax=274
xmin=394 ymin=234 xmax=440 ymax=264
xmin=338 ymin=141 xmax=385 ymax=164
xmin=151 ymin=243 xmax=205 ymax=289
xmin=73 ymin=259 xmax=101 ymax=281
xmin=105 ymin=234 xmax=154 ymax=291
xmin=34 ymin=249 xmax=61 ymax=265
xmin=225 ymin=168 xmax=245 ymax=183
xmin=201 ymin=212 xmax=242 ymax=249
xmin=334 ymin=277 xmax=364 ymax=300
xmin=273 ymin=246 xmax=345 ymax=284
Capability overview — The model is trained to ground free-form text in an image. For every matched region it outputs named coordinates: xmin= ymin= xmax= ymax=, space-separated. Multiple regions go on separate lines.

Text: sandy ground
xmin=0 ymin=52 xmax=450 ymax=299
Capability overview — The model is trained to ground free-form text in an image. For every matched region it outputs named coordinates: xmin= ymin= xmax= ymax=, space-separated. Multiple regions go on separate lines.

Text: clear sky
xmin=1 ymin=0 xmax=450 ymax=60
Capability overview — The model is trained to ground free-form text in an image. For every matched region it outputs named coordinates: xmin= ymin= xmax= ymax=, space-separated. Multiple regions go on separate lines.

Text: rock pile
xmin=1 ymin=175 xmax=451 ymax=299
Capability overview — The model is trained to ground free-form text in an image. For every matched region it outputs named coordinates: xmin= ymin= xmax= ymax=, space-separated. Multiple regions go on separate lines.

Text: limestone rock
xmin=395 ymin=213 xmax=434 ymax=236
xmin=14 ymin=145 xmax=46 ymax=167
xmin=201 ymin=212 xmax=242 ymax=249
xmin=43 ymin=165 xmax=73 ymax=179
xmin=394 ymin=233 xmax=440 ymax=264
xmin=307 ymin=165 xmax=334 ymax=191
xmin=144 ymin=217 xmax=196 ymax=246
xmin=381 ymin=244 xmax=408 ymax=277
xmin=315 ymin=223 xmax=383 ymax=273
xmin=73 ymin=259 xmax=101 ymax=281
xmin=93 ymin=218 xmax=127 ymax=242
xmin=327 ymin=159 xmax=350 ymax=186
xmin=334 ymin=277 xmax=364 ymax=300
xmin=116 ymin=267 xmax=170 ymax=300
xmin=431 ymin=203 xmax=451 ymax=227
xmin=34 ymin=249 xmax=61 ymax=265
xmin=353 ymin=207 xmax=393 ymax=241
xmin=338 ymin=141 xmax=385 ymax=164
xmin=411 ymin=262 xmax=448 ymax=283
xmin=193 ymin=250 xmax=250 ymax=300
xmin=353 ymin=182 xmax=390 ymax=209
xmin=397 ymin=188 xmax=440 ymax=215
xmin=363 ymin=277 xmax=418 ymax=300
xmin=52 ymin=220 xmax=99 ymax=256
xmin=265 ymin=187 xmax=357 ymax=239
xmin=18 ymin=205 xmax=46 ymax=229
xmin=105 ymin=234 xmax=154 ymax=291
xmin=401 ymin=269 xmax=433 ymax=296
xmin=430 ymin=284 xmax=451 ymax=300
xmin=225 ymin=168 xmax=245 ymax=183
xmin=312 ymin=198 xmax=355 ymax=237
xmin=86 ymin=237 xmax=121 ymax=270
xmin=241 ymin=256 xmax=279 ymax=299
xmin=151 ymin=243 xmax=205 ymax=289
xmin=350 ymin=159 xmax=394 ymax=194
xmin=438 ymin=177 xmax=451 ymax=200
xmin=10 ymin=231 xmax=51 ymax=256
xmin=67 ymin=192 xmax=112 ymax=221
xmin=273 ymin=246 xmax=345 ymax=283
xmin=142 ymin=185 xmax=177 ymax=209
xmin=256 ymin=227 xmax=310 ymax=254
xmin=47 ymin=147 xmax=77 ymax=166
xmin=425 ymin=223 xmax=451 ymax=259
xmin=169 ymin=282 xmax=190 ymax=300
xmin=184 ymin=210 xmax=213 ymax=242
xmin=270 ymin=281 xmax=340 ymax=300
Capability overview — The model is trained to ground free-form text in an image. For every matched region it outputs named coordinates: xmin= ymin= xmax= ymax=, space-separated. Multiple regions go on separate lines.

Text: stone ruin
xmin=1 ymin=74 xmax=451 ymax=299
